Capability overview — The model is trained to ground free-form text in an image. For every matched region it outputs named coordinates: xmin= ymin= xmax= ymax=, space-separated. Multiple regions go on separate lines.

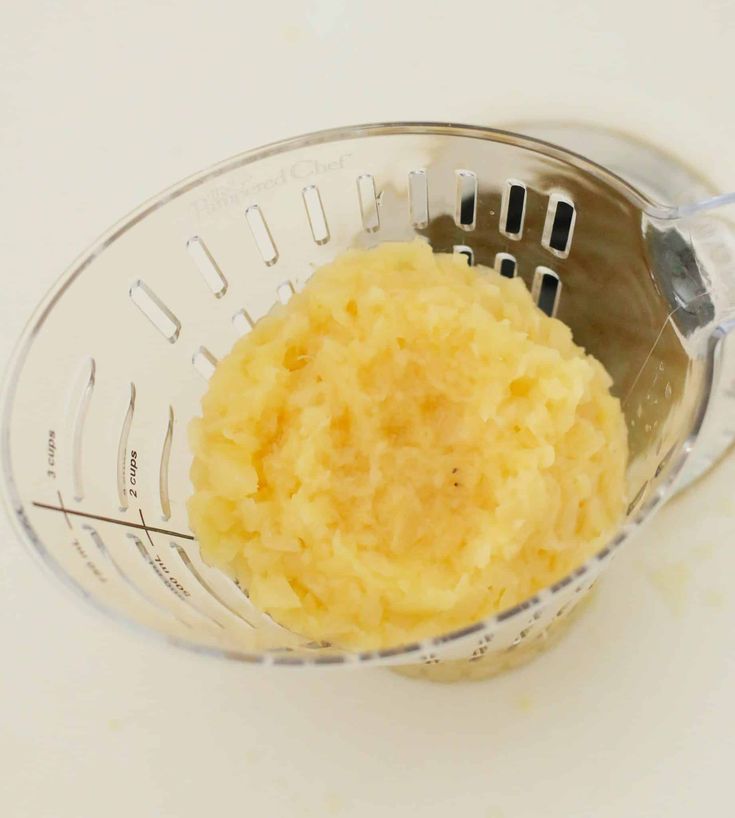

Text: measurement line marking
xmin=139 ymin=509 xmax=158 ymax=549
xmin=31 ymin=501 xmax=195 ymax=540
xmin=56 ymin=491 xmax=73 ymax=530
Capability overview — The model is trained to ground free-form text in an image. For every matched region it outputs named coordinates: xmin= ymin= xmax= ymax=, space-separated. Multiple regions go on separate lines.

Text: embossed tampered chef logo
xmin=190 ymin=153 xmax=352 ymax=219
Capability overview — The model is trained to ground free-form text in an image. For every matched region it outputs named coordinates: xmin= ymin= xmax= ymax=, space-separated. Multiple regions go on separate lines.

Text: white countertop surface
xmin=1 ymin=2 xmax=734 ymax=816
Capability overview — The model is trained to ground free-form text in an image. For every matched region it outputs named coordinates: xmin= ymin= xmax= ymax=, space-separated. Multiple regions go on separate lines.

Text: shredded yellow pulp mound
xmin=188 ymin=241 xmax=627 ymax=649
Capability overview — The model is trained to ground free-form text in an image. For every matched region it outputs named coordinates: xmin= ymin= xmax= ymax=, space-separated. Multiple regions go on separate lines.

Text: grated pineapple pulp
xmin=187 ymin=241 xmax=627 ymax=648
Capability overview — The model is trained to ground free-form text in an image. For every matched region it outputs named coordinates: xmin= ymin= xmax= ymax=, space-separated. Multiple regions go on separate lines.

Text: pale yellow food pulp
xmin=187 ymin=241 xmax=627 ymax=648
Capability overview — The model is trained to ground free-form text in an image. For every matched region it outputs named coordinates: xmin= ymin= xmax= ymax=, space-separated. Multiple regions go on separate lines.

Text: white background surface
xmin=1 ymin=2 xmax=735 ymax=816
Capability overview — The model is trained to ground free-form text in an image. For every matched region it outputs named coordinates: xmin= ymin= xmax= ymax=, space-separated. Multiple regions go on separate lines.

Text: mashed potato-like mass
xmin=188 ymin=241 xmax=627 ymax=648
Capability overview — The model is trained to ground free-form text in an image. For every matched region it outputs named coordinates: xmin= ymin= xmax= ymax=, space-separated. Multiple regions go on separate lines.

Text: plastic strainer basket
xmin=3 ymin=123 xmax=735 ymax=681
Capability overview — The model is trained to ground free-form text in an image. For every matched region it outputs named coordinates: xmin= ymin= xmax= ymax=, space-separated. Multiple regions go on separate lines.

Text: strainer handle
xmin=654 ymin=191 xmax=735 ymax=220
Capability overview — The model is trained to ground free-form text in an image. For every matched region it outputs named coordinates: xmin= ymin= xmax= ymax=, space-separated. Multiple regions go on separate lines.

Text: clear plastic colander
xmin=3 ymin=123 xmax=735 ymax=681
